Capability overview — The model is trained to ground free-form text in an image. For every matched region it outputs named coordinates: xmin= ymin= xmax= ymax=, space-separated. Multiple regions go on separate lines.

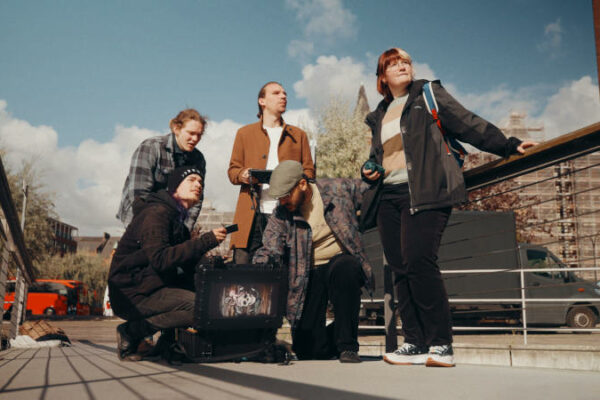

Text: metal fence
xmin=376 ymin=122 xmax=600 ymax=349
xmin=0 ymin=157 xmax=35 ymax=349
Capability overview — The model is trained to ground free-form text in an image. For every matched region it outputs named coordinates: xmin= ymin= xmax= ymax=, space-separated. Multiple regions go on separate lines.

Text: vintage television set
xmin=177 ymin=260 xmax=288 ymax=362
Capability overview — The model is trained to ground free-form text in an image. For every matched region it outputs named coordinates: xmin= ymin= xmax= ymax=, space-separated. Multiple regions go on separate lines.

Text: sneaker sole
xmin=425 ymin=356 xmax=455 ymax=367
xmin=383 ymin=354 xmax=427 ymax=365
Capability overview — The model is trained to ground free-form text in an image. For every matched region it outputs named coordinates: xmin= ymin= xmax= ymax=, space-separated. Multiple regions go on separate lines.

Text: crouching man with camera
xmin=108 ymin=166 xmax=227 ymax=361
xmin=253 ymin=161 xmax=373 ymax=363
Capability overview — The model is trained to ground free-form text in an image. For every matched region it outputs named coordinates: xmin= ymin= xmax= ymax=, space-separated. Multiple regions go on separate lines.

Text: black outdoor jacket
xmin=108 ymin=190 xmax=218 ymax=304
xmin=361 ymin=79 xmax=522 ymax=219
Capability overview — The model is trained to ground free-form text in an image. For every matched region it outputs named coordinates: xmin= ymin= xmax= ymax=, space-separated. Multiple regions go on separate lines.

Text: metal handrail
xmin=442 ymin=267 xmax=600 ymax=274
xmin=380 ymin=123 xmax=600 ymax=349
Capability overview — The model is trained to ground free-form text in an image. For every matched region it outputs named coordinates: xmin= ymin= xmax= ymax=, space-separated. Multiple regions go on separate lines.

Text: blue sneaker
xmin=383 ymin=343 xmax=429 ymax=365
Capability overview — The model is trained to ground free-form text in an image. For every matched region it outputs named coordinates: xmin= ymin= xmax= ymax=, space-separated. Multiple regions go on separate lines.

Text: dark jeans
xmin=111 ymin=286 xmax=195 ymax=341
xmin=377 ymin=196 xmax=452 ymax=347
xmin=233 ymin=212 xmax=268 ymax=264
xmin=292 ymin=254 xmax=364 ymax=359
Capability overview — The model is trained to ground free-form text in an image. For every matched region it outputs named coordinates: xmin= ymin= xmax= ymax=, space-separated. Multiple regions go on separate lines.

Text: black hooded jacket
xmin=108 ymin=190 xmax=218 ymax=303
xmin=361 ymin=79 xmax=522 ymax=216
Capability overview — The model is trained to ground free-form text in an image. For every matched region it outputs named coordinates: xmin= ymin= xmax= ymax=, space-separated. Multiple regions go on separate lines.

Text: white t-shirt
xmin=260 ymin=125 xmax=283 ymax=214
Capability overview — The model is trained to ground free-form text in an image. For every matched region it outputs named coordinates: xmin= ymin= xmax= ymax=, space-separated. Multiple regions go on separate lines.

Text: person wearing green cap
xmin=253 ymin=161 xmax=372 ymax=363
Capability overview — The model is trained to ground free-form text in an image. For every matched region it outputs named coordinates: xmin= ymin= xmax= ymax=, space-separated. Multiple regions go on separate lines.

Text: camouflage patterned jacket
xmin=253 ymin=178 xmax=373 ymax=327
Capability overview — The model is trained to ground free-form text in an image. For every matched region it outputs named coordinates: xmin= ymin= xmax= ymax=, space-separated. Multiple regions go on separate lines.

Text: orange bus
xmin=3 ymin=279 xmax=91 ymax=318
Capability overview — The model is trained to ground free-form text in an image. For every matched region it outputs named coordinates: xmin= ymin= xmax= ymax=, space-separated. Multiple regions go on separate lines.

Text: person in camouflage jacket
xmin=253 ymin=161 xmax=373 ymax=362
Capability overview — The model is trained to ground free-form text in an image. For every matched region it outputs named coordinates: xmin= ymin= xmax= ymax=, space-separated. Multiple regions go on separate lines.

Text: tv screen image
xmin=213 ymin=283 xmax=275 ymax=318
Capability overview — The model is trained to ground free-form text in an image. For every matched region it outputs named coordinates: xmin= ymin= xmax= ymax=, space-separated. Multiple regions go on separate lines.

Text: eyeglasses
xmin=386 ymin=60 xmax=411 ymax=71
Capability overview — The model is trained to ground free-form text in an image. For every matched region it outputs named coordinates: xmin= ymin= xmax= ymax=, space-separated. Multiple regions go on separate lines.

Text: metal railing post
xmin=520 ymin=267 xmax=528 ymax=345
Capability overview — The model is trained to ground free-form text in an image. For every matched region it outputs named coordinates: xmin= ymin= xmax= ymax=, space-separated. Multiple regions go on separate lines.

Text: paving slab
xmin=1 ymin=340 xmax=600 ymax=400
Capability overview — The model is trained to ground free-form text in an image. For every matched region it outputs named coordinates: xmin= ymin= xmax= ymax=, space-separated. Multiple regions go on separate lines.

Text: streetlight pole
xmin=20 ymin=180 xmax=28 ymax=231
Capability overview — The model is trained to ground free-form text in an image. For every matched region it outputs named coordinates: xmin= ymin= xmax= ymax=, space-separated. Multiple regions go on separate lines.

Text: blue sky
xmin=0 ymin=0 xmax=598 ymax=235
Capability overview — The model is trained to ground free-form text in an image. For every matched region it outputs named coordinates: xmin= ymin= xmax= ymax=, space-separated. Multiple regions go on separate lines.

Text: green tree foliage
xmin=311 ymin=98 xmax=370 ymax=178
xmin=2 ymin=154 xmax=56 ymax=272
xmin=39 ymin=252 xmax=109 ymax=306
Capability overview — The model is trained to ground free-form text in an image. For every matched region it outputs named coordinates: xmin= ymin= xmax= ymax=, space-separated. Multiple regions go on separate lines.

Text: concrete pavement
xmin=22 ymin=318 xmax=600 ymax=371
xmin=1 ymin=318 xmax=600 ymax=400
xmin=1 ymin=340 xmax=600 ymax=400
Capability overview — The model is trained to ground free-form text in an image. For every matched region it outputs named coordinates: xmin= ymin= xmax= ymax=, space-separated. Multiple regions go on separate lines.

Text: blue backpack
xmin=422 ymin=82 xmax=468 ymax=168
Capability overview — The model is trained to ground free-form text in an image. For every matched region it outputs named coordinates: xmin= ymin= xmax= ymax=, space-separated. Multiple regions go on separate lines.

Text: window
xmin=526 ymin=249 xmax=561 ymax=278
xmin=527 ymin=250 xmax=559 ymax=278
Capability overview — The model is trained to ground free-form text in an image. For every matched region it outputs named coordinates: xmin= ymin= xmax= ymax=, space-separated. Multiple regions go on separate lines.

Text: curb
xmin=356 ymin=339 xmax=600 ymax=371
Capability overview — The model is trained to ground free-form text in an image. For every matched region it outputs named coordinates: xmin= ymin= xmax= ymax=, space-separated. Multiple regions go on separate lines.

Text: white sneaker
xmin=425 ymin=344 xmax=455 ymax=367
xmin=383 ymin=343 xmax=429 ymax=365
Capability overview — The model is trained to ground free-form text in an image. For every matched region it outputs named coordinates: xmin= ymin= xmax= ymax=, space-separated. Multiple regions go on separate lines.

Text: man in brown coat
xmin=228 ymin=81 xmax=315 ymax=263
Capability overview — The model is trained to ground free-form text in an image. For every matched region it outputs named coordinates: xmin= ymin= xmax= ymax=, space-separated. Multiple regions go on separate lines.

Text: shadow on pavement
xmin=79 ymin=340 xmax=398 ymax=400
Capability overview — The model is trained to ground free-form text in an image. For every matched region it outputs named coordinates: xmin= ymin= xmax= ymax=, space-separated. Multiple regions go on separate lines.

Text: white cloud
xmin=452 ymin=84 xmax=541 ymax=126
xmin=0 ymin=103 xmax=158 ymax=236
xmin=286 ymin=0 xmax=356 ymax=59
xmin=293 ymin=54 xmax=599 ymax=148
xmin=287 ymin=40 xmax=315 ymax=59
xmin=287 ymin=0 xmax=356 ymax=39
xmin=197 ymin=118 xmax=241 ymax=214
xmin=413 ymin=63 xmax=437 ymax=81
xmin=294 ymin=55 xmax=378 ymax=111
xmin=538 ymin=18 xmax=562 ymax=57
xmin=0 ymin=101 xmax=58 ymax=166
xmin=452 ymin=77 xmax=599 ymax=142
xmin=0 ymin=102 xmax=318 ymax=237
xmin=293 ymin=55 xmax=436 ymax=112
xmin=284 ymin=108 xmax=317 ymax=133
xmin=538 ymin=76 xmax=600 ymax=139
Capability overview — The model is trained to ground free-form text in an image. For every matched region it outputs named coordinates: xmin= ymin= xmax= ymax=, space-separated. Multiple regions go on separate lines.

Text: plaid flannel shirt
xmin=116 ymin=133 xmax=206 ymax=230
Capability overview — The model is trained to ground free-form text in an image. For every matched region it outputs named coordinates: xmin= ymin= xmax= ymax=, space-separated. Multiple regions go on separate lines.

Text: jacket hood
xmin=132 ymin=190 xmax=180 ymax=217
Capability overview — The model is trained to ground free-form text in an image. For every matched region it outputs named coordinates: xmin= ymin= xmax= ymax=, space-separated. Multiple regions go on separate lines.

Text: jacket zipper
xmin=399 ymin=105 xmax=418 ymax=215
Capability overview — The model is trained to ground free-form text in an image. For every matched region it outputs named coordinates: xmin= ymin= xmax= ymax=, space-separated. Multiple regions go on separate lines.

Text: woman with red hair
xmin=361 ymin=48 xmax=536 ymax=367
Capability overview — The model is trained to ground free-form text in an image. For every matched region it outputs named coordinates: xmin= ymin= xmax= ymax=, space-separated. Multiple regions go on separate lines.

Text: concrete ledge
xmin=356 ymin=337 xmax=600 ymax=371
xmin=454 ymin=344 xmax=512 ymax=367
xmin=509 ymin=344 xmax=600 ymax=371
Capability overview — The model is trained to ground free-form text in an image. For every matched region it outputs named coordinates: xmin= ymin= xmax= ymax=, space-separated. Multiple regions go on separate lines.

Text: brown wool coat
xmin=228 ymin=120 xmax=315 ymax=250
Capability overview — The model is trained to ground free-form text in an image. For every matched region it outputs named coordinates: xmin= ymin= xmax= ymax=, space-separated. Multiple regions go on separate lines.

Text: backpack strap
xmin=422 ymin=82 xmax=467 ymax=168
xmin=423 ymin=82 xmax=450 ymax=154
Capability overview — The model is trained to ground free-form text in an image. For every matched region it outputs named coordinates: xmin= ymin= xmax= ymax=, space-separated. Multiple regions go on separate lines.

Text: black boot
xmin=140 ymin=329 xmax=176 ymax=361
xmin=153 ymin=329 xmax=189 ymax=365
xmin=116 ymin=323 xmax=142 ymax=361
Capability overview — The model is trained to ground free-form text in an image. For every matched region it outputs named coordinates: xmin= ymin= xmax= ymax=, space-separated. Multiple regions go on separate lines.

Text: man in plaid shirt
xmin=117 ymin=109 xmax=207 ymax=230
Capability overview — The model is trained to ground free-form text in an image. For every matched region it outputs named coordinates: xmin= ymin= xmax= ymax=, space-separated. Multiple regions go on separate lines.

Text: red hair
xmin=376 ymin=48 xmax=413 ymax=101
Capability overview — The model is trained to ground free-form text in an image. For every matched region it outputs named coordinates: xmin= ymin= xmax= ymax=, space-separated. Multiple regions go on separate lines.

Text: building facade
xmin=468 ymin=113 xmax=600 ymax=278
xmin=48 ymin=217 xmax=78 ymax=256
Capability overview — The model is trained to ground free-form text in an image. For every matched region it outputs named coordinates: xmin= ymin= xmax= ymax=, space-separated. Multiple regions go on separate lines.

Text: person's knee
xmin=403 ymin=250 xmax=439 ymax=275
xmin=177 ymin=290 xmax=195 ymax=311
xmin=329 ymin=256 xmax=363 ymax=290
xmin=330 ymin=255 xmax=362 ymax=276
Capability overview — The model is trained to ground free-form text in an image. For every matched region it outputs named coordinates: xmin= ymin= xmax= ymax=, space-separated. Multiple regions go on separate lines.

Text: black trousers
xmin=377 ymin=196 xmax=453 ymax=347
xmin=233 ymin=212 xmax=268 ymax=264
xmin=111 ymin=287 xmax=195 ymax=341
xmin=292 ymin=254 xmax=364 ymax=359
